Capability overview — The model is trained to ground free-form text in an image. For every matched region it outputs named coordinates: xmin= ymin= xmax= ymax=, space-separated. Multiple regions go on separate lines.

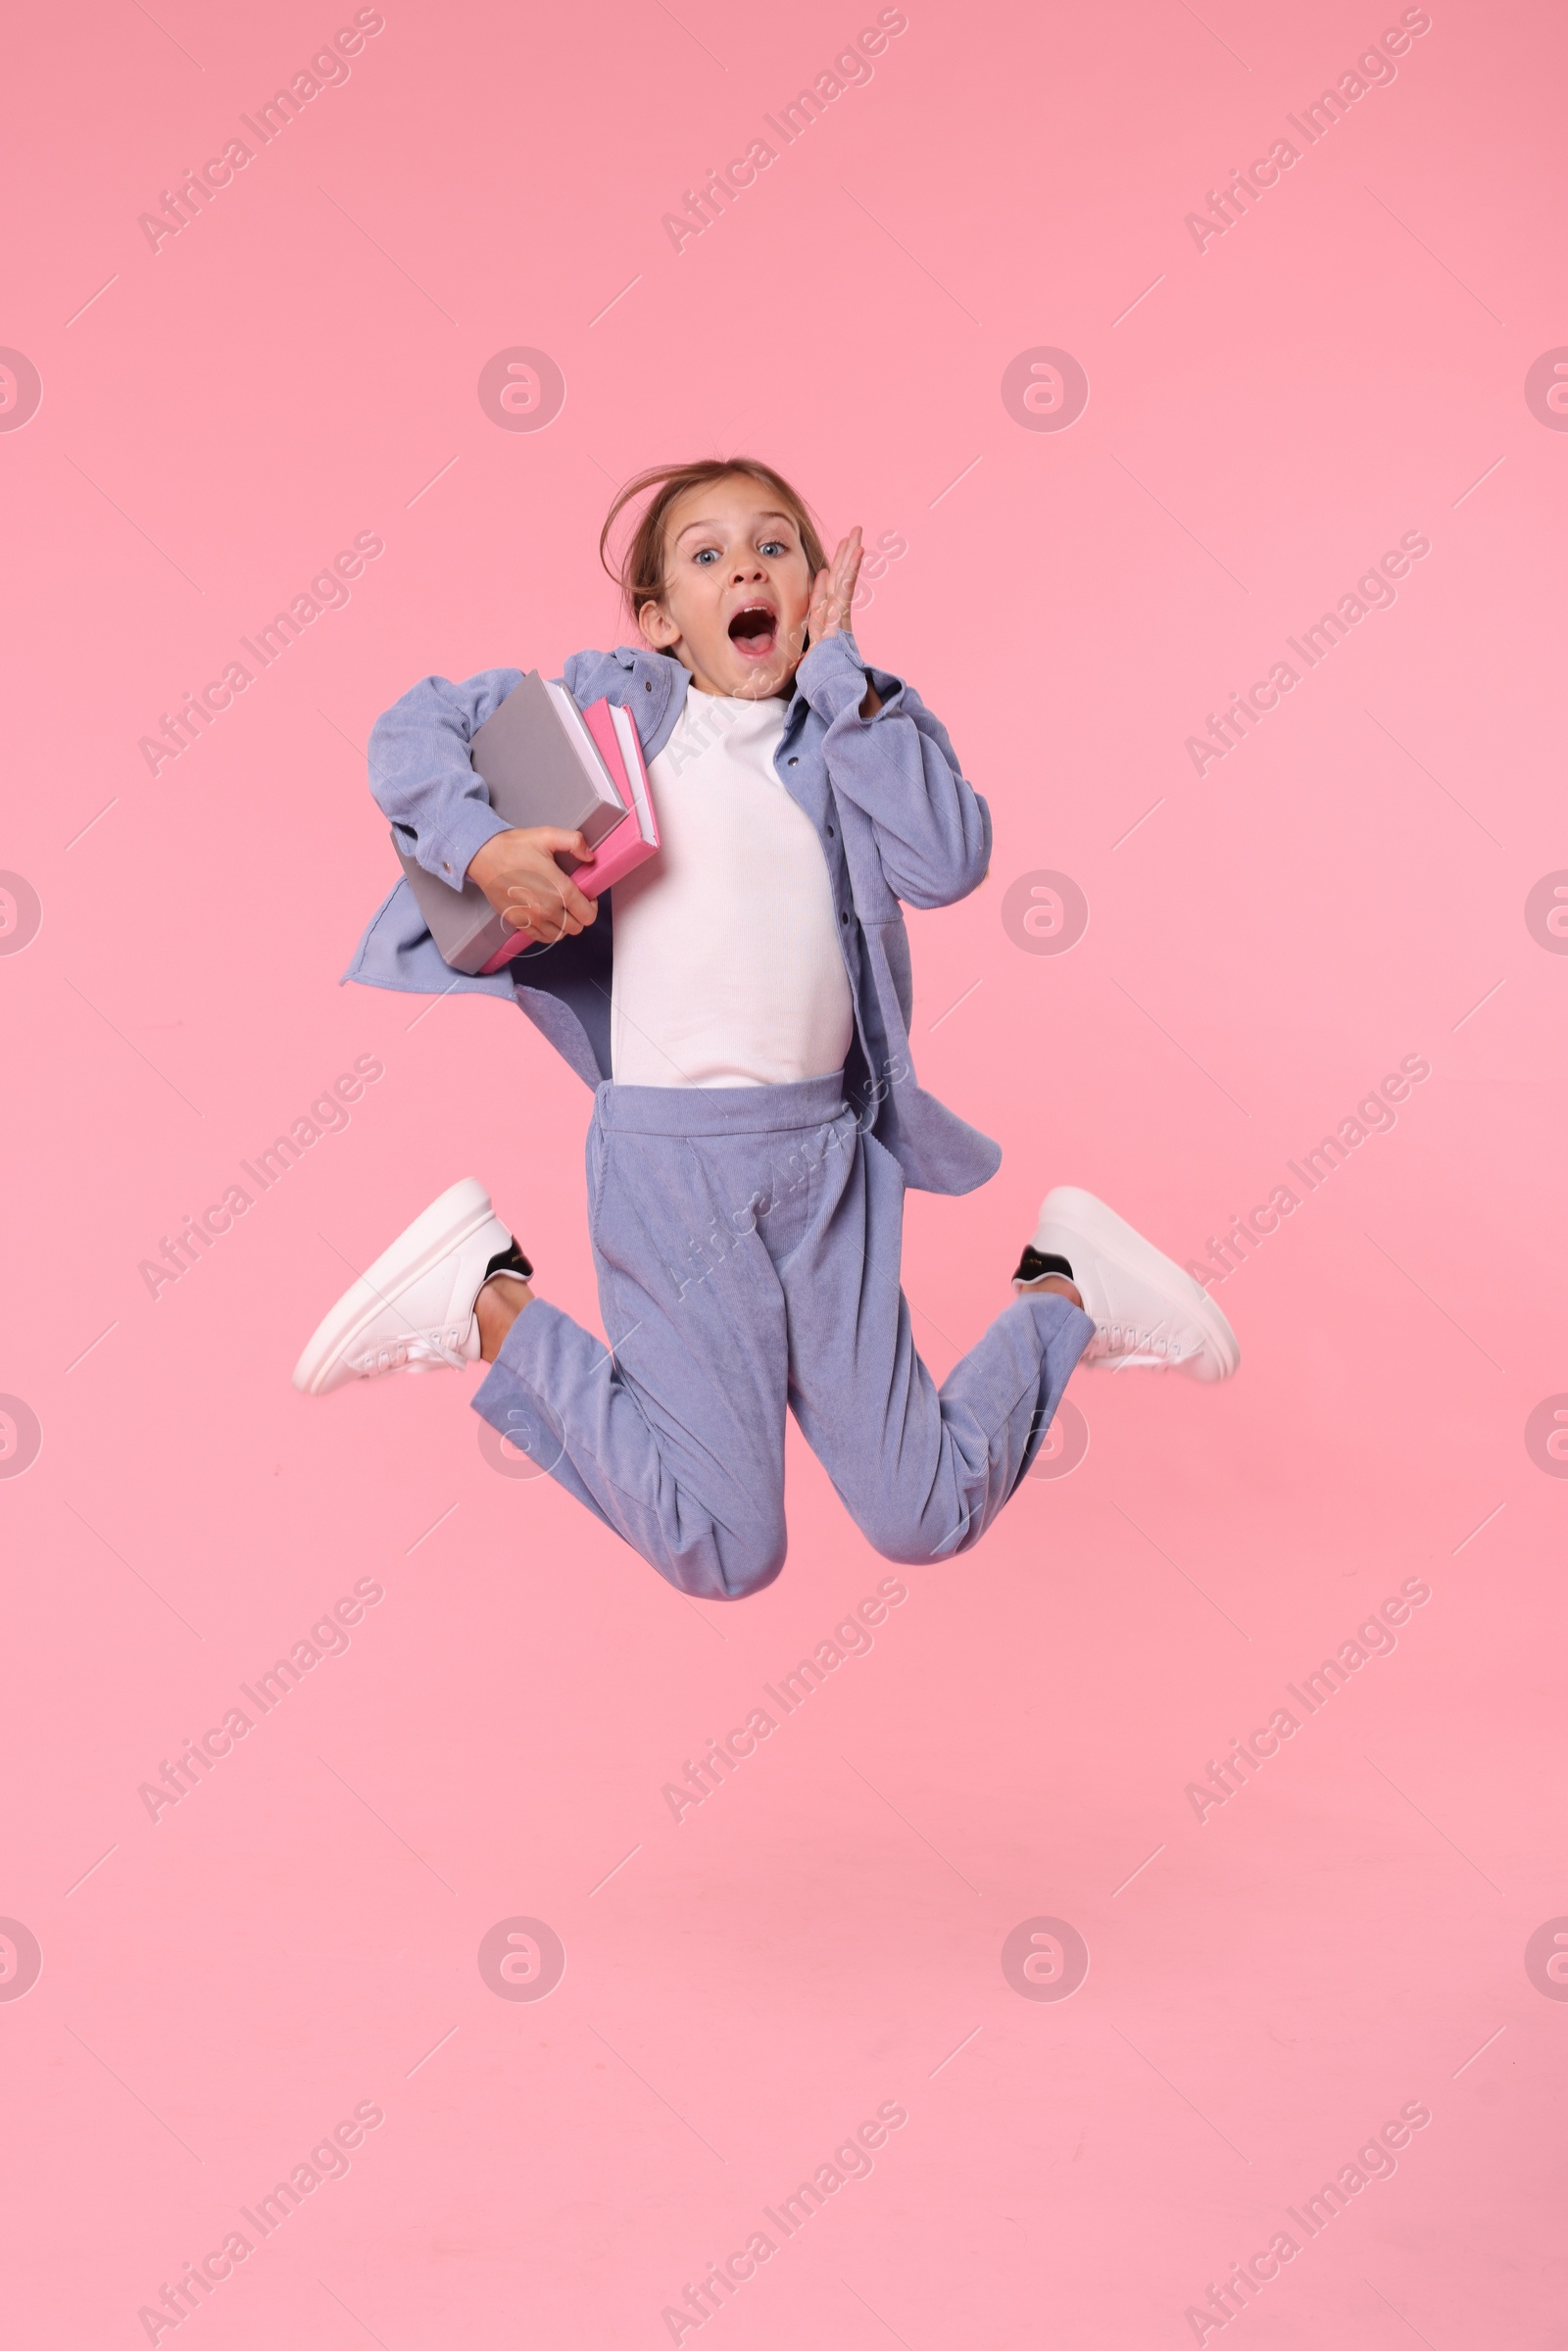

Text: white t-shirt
xmin=608 ymin=689 xmax=854 ymax=1089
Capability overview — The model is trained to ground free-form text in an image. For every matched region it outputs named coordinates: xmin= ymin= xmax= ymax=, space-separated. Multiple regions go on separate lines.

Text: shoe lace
xmin=1089 ymin=1318 xmax=1181 ymax=1361
xmin=351 ymin=1327 xmax=468 ymax=1375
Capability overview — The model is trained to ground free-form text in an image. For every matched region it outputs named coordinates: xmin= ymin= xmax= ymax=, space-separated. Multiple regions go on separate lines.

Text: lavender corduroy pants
xmin=472 ymin=1072 xmax=1092 ymax=1599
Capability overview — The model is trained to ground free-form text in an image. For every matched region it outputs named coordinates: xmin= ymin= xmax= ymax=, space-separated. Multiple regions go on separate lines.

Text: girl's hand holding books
xmin=468 ymin=826 xmax=601 ymax=944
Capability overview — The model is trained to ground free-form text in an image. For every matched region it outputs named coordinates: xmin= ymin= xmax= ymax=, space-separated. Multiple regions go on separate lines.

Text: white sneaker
xmin=1012 ymin=1186 xmax=1239 ymax=1381
xmin=292 ymin=1177 xmax=531 ymax=1396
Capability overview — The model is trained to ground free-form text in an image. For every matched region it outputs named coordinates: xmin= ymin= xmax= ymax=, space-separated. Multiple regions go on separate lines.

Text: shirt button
xmin=825 ymin=822 xmax=834 ymax=836
xmin=840 ymin=910 xmax=849 ymax=925
xmin=787 ymin=757 xmax=798 ymax=766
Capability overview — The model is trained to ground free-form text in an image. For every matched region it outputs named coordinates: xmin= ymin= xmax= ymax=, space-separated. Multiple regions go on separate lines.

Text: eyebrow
xmin=672 ymin=510 xmax=796 ymax=546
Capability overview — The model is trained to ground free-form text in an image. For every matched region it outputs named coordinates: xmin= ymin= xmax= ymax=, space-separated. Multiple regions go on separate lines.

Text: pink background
xmin=3 ymin=0 xmax=1566 ymax=2341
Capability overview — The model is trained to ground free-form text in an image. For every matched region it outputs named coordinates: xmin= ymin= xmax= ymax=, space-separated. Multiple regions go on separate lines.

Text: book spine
xmin=573 ymin=829 xmax=656 ymax=900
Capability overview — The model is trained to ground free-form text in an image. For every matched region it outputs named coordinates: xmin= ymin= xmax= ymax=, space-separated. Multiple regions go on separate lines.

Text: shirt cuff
xmin=798 ymin=630 xmax=905 ymax=724
xmin=798 ymin=630 xmax=873 ymax=722
xmin=425 ymin=798 xmax=512 ymax=890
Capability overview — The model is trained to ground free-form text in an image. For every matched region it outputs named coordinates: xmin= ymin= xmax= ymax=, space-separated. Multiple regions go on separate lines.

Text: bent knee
xmin=717 ymin=1529 xmax=788 ymax=1599
xmin=849 ymin=1500 xmax=959 ymax=1567
xmin=660 ymin=1517 xmax=787 ymax=1602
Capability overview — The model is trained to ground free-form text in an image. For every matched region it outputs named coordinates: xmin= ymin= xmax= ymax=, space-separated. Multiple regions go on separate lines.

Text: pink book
xmin=572 ymin=700 xmax=661 ymax=895
xmin=475 ymin=697 xmax=660 ymax=974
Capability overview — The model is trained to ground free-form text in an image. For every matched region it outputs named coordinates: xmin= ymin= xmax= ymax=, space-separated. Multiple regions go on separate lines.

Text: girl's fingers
xmin=808 ymin=533 xmax=863 ymax=640
xmin=832 ymin=531 xmax=862 ymax=617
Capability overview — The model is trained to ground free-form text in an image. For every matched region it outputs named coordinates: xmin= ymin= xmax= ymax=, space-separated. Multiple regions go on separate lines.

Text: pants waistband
xmin=594 ymin=1070 xmax=850 ymax=1138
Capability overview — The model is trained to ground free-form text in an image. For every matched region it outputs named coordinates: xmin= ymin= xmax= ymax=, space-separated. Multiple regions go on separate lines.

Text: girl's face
xmin=638 ymin=475 xmax=815 ymax=700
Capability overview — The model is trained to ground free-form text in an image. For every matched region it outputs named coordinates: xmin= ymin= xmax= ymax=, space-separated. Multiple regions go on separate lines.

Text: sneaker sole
xmin=1035 ymin=1185 xmax=1241 ymax=1381
xmin=292 ymin=1176 xmax=498 ymax=1396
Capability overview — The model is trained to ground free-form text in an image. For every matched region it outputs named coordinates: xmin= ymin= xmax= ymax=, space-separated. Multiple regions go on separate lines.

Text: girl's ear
xmin=638 ymin=598 xmax=677 ymax=650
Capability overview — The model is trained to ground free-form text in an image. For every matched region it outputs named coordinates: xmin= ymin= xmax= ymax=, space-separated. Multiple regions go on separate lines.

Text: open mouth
xmin=727 ymin=601 xmax=778 ymax=659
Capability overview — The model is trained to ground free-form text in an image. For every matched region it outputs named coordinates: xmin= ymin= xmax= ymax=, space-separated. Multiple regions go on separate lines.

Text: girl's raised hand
xmin=807 ymin=527 xmax=863 ymax=646
xmin=806 ymin=526 xmax=881 ymax=712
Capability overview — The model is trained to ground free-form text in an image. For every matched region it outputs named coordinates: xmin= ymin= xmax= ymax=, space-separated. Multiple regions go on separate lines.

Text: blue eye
xmin=760 ymin=539 xmax=786 ymax=556
xmin=694 ymin=548 xmax=718 ymax=565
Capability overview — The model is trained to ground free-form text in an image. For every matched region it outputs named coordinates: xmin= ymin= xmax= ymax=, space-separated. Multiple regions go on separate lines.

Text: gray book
xmin=391 ymin=670 xmax=628 ymax=975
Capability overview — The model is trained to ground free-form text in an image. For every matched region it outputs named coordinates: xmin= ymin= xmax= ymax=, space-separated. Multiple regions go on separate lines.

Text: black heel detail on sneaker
xmin=1012 ymin=1246 xmax=1074 ymax=1286
xmin=485 ymin=1239 xmax=533 ymax=1283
